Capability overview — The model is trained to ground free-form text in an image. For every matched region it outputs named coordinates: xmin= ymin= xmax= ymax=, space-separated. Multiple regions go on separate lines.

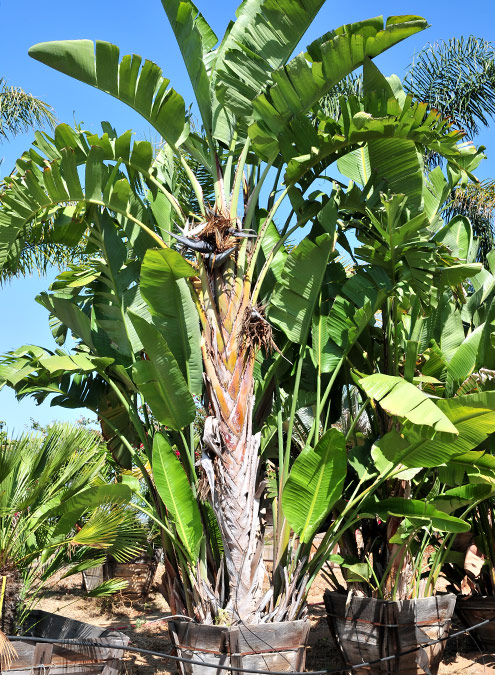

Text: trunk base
xmin=0 ymin=565 xmax=22 ymax=634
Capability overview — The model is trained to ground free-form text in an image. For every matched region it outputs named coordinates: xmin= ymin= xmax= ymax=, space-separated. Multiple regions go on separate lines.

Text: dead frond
xmin=0 ymin=630 xmax=17 ymax=670
xmin=241 ymin=305 xmax=274 ymax=355
xmin=199 ymin=206 xmax=237 ymax=252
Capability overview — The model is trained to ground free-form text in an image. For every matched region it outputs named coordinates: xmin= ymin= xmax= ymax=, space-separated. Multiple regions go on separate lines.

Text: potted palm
xmin=0 ymin=422 xmax=138 ymax=634
xmin=0 ymin=1 xmax=487 ymax=671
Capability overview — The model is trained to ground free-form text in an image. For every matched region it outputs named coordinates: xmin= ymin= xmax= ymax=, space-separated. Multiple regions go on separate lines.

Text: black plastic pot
xmin=13 ymin=609 xmax=128 ymax=675
xmin=455 ymin=595 xmax=495 ymax=651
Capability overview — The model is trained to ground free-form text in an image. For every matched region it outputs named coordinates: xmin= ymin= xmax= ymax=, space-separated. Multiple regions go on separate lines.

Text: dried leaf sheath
xmin=196 ymin=226 xmax=267 ymax=621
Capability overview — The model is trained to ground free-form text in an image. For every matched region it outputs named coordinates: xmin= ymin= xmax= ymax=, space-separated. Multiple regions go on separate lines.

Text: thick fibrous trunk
xmin=200 ymin=263 xmax=266 ymax=623
xmin=0 ymin=565 xmax=22 ymax=634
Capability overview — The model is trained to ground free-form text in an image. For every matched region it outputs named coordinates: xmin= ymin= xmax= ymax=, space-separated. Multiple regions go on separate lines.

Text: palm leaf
xmin=404 ymin=36 xmax=495 ymax=138
xmin=0 ymin=78 xmax=55 ymax=141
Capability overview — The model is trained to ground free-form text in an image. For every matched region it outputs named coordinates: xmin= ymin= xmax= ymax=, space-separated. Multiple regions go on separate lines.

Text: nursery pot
xmin=169 ymin=619 xmax=311 ymax=675
xmin=11 ymin=609 xmax=129 ymax=675
xmin=82 ymin=550 xmax=160 ymax=597
xmin=324 ymin=591 xmax=456 ymax=674
xmin=455 ymin=595 xmax=495 ymax=651
xmin=81 ymin=564 xmax=105 ymax=592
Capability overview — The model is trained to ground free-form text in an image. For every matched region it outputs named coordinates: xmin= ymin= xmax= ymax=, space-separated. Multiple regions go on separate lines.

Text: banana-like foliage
xmin=0 ymin=0 xmax=492 ymax=623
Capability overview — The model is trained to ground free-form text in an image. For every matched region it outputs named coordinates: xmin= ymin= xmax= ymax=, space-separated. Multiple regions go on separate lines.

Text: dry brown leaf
xmin=0 ymin=629 xmax=17 ymax=671
xmin=464 ymin=543 xmax=485 ymax=577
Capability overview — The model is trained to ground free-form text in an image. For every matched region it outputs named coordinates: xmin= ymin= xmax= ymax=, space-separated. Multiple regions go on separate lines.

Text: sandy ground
xmin=33 ymin=566 xmax=495 ymax=674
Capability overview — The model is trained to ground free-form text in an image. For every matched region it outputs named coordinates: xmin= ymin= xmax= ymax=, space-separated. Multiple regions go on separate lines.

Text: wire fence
xmin=7 ymin=612 xmax=495 ymax=675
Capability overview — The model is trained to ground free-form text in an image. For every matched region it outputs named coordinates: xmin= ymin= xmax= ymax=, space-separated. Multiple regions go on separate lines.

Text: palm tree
xmin=0 ymin=78 xmax=60 ymax=279
xmin=0 ymin=78 xmax=55 ymax=143
xmin=404 ymin=36 xmax=495 ymax=139
xmin=404 ymin=37 xmax=495 ymax=262
xmin=0 ymin=423 xmax=137 ymax=635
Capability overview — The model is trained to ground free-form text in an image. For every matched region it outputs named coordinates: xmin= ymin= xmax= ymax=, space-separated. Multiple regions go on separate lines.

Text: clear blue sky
xmin=1 ymin=0 xmax=494 ymax=431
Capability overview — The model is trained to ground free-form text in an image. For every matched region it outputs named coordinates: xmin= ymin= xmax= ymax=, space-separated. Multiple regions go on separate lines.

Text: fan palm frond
xmin=71 ymin=506 xmax=146 ymax=562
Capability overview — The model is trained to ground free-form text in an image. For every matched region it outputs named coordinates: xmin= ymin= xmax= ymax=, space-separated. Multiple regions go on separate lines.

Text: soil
xmin=30 ymin=567 xmax=495 ymax=674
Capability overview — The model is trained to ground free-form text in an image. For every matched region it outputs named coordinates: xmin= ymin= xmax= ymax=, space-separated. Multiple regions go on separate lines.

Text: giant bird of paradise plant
xmin=0 ymin=1 xmax=485 ymax=623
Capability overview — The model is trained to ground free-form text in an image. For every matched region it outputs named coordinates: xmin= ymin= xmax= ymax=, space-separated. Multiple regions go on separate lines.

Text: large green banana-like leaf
xmin=160 ymin=0 xmax=217 ymax=137
xmin=477 ymin=301 xmax=495 ymax=371
xmin=449 ymin=451 xmax=495 ymax=485
xmin=281 ymin=92 xmax=479 ymax=188
xmin=316 ymin=267 xmax=391 ymax=374
xmin=152 ymin=432 xmax=203 ymax=562
xmin=37 ymin=353 xmax=112 ymax=375
xmin=359 ymin=374 xmax=458 ymax=434
xmin=129 ymin=312 xmax=196 ymax=430
xmin=140 ymin=248 xmax=202 ymax=395
xmin=417 ymin=292 xmax=465 ymax=362
xmin=282 ymin=428 xmax=346 ymax=543
xmin=337 ymin=146 xmax=371 ymax=186
xmin=28 ymin=41 xmax=187 ymax=150
xmin=433 ymin=216 xmax=473 ymax=261
xmin=446 ymin=324 xmax=484 ymax=392
xmin=0 ymin=126 xmax=166 ymax=270
xmin=432 ymin=484 xmax=493 ymax=513
xmin=423 ymin=167 xmax=451 ymax=223
xmin=363 ymin=497 xmax=469 ymax=533
xmin=98 ymin=385 xmax=139 ymax=470
xmin=249 ymin=15 xmax=427 ymax=155
xmin=212 ymin=0 xmax=326 ymax=142
xmin=36 ymin=293 xmax=95 ymax=350
xmin=259 ymin=218 xmax=288 ymax=284
xmin=268 ymin=233 xmax=333 ymax=344
xmin=380 ymin=392 xmax=495 ymax=468
xmin=362 ymin=58 xmax=425 ymax=212
xmin=439 ymin=263 xmax=482 ymax=287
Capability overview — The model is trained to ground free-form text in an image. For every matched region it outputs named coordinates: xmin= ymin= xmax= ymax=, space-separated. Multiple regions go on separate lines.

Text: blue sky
xmin=1 ymin=0 xmax=494 ymax=431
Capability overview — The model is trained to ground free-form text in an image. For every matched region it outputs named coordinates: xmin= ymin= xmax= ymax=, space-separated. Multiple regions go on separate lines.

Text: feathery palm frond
xmin=404 ymin=36 xmax=495 ymax=138
xmin=445 ymin=180 xmax=495 ymax=262
xmin=314 ymin=72 xmax=363 ymax=123
xmin=0 ymin=78 xmax=55 ymax=141
xmin=0 ymin=220 xmax=90 ymax=283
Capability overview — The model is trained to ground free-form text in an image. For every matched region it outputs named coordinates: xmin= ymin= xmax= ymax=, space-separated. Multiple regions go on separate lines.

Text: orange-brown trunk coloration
xmin=199 ymin=258 xmax=266 ymax=622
